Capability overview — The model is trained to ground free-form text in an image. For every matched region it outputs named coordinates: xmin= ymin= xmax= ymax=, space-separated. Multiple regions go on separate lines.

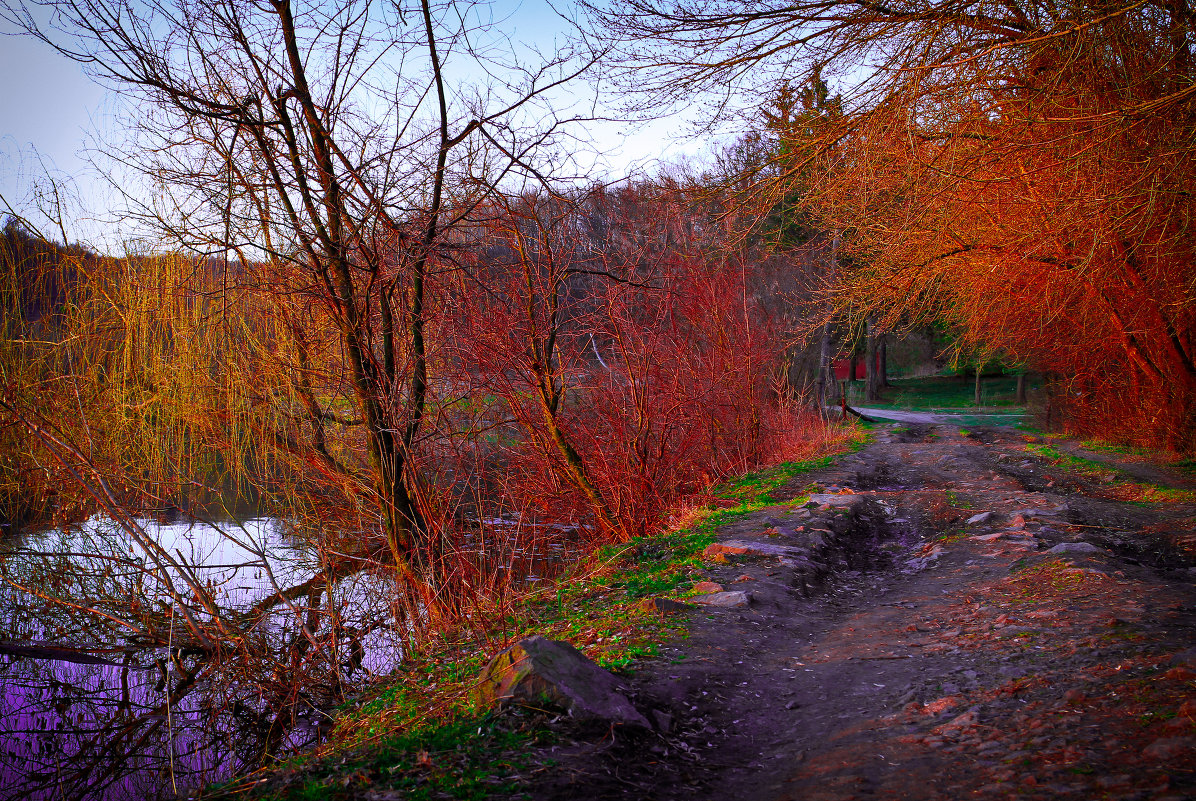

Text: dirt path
xmin=521 ymin=424 xmax=1196 ymax=800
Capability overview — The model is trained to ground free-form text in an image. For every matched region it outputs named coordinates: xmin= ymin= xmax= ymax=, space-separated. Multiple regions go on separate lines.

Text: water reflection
xmin=0 ymin=516 xmax=403 ymax=800
xmin=0 ymin=510 xmax=579 ymax=799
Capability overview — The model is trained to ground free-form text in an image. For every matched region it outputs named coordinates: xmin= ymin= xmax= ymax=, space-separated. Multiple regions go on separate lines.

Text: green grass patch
xmin=714 ymin=458 xmax=830 ymax=507
xmin=934 ymin=528 xmax=967 ymax=544
xmin=944 ymin=490 xmax=973 ymax=510
xmin=712 ymin=432 xmax=871 ymax=510
xmin=1079 ymin=440 xmax=1153 ymax=459
xmin=846 ymin=374 xmax=1030 ymax=411
xmin=1025 ymin=444 xmax=1112 ymax=476
xmin=252 ymin=715 xmax=536 ymax=801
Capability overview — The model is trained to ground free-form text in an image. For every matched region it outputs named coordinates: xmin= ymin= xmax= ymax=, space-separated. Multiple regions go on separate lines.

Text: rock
xmin=940 ymin=708 xmax=980 ymax=733
xmin=905 ymin=545 xmax=944 ymax=571
xmin=472 ymin=635 xmax=649 ymax=727
xmin=966 ymin=512 xmax=994 ymax=525
xmin=785 ymin=554 xmax=825 ymax=569
xmin=703 ymin=543 xmax=753 ymax=559
xmin=1169 ymin=647 xmax=1196 ymax=668
xmin=971 ymin=532 xmax=1004 ymax=542
xmin=1008 ymin=505 xmax=1067 ymax=519
xmin=691 ymin=590 xmax=752 ymax=608
xmin=806 ymin=493 xmax=865 ymax=509
xmin=1046 ymin=542 xmax=1105 ymax=554
xmin=640 ymin=597 xmax=695 ymax=616
xmin=709 ymin=540 xmax=810 ymax=561
xmin=692 ymin=581 xmax=724 ymax=594
xmin=1142 ymin=737 xmax=1196 ymax=761
xmin=1004 ymin=535 xmax=1038 ymax=547
xmin=734 ymin=574 xmax=754 ymax=583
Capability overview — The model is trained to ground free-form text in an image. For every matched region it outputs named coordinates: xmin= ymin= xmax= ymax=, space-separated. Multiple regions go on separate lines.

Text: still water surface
xmin=0 ymin=515 xmax=405 ymax=800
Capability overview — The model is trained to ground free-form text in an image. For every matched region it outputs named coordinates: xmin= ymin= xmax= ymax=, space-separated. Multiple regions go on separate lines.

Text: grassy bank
xmin=206 ymin=431 xmax=868 ymax=801
xmin=1024 ymin=443 xmax=1196 ymax=503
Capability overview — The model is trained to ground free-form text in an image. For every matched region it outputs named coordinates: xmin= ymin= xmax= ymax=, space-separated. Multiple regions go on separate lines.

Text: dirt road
xmin=523 ymin=423 xmax=1196 ymax=800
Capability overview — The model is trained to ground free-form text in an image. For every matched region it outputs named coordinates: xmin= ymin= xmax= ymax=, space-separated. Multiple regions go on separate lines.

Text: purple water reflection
xmin=0 ymin=516 xmax=404 ymax=801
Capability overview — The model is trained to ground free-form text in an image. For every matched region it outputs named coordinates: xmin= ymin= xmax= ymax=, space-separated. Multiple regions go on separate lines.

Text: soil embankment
xmin=520 ymin=423 xmax=1196 ymax=800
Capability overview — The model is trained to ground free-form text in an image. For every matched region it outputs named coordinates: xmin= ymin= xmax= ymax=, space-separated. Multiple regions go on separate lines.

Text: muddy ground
xmin=516 ymin=423 xmax=1196 ymax=800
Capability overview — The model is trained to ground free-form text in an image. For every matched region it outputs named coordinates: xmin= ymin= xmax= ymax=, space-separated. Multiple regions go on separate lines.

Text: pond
xmin=0 ymin=515 xmax=406 ymax=800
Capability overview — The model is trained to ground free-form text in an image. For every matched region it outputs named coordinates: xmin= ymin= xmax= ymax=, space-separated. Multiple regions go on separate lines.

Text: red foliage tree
xmin=450 ymin=185 xmax=785 ymax=540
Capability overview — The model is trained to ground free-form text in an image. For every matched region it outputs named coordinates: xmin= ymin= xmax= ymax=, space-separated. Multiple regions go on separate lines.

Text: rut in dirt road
xmin=521 ymin=423 xmax=1196 ymax=801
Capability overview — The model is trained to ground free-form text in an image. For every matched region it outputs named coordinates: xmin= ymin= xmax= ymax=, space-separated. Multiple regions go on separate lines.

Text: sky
xmin=0 ymin=1 xmax=718 ymax=251
xmin=0 ymin=26 xmax=110 ymax=241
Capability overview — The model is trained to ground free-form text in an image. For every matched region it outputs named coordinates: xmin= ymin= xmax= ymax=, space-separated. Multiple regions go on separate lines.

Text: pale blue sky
xmin=0 ymin=27 xmax=110 ymax=237
xmin=0 ymin=1 xmax=715 ymax=249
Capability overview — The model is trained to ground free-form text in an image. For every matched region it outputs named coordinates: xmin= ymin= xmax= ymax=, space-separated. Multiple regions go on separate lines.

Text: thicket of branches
xmin=0 ymin=174 xmax=823 ymax=629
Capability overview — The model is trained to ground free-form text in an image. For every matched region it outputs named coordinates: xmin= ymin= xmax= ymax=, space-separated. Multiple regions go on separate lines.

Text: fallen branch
xmin=0 ymin=639 xmax=128 ymax=667
xmin=839 ymin=395 xmax=876 ymax=423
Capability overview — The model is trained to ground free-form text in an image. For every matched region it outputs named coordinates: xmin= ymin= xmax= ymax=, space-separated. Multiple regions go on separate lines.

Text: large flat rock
xmin=806 ymin=493 xmax=867 ymax=509
xmin=691 ymin=590 xmax=752 ymax=608
xmin=705 ymin=540 xmax=807 ymax=560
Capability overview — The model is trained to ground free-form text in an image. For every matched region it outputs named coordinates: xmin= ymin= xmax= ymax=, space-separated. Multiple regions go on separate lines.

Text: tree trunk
xmin=879 ymin=335 xmax=890 ymax=386
xmin=1016 ymin=372 xmax=1027 ymax=404
xmin=816 ymin=321 xmax=834 ymax=411
xmin=865 ymin=318 xmax=881 ymax=402
xmin=974 ymin=366 xmax=983 ymax=406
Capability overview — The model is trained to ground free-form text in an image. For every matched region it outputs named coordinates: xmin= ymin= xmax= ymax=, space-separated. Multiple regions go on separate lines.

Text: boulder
xmin=965 ymin=512 xmax=994 ymax=526
xmin=472 ymin=635 xmax=649 ymax=728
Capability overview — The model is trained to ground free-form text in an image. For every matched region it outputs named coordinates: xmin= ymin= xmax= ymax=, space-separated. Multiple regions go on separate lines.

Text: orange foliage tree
xmin=803 ymin=15 xmax=1196 ymax=449
xmin=589 ymin=0 xmax=1196 ymax=450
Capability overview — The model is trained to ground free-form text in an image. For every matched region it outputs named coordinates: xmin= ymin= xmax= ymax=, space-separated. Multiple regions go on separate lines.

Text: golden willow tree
xmin=1 ymin=0 xmax=594 ymax=599
xmin=586 ymin=0 xmax=1196 ymax=450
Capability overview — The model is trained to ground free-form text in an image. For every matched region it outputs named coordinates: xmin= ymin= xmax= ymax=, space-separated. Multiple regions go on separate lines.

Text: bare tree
xmin=1 ymin=0 xmax=597 ymax=594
